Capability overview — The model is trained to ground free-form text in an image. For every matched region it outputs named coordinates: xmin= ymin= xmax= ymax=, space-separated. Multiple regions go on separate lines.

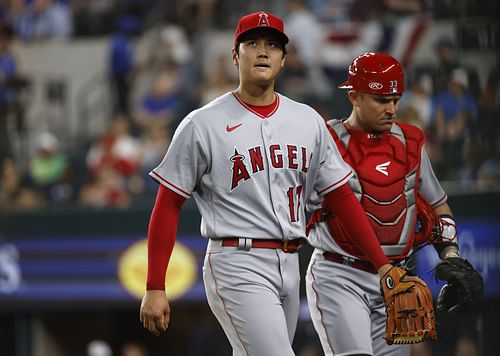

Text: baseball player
xmin=305 ymin=52 xmax=483 ymax=356
xmin=139 ymin=12 xmax=397 ymax=356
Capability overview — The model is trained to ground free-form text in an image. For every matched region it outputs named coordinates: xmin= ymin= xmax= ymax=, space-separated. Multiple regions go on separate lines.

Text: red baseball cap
xmin=234 ymin=11 xmax=289 ymax=48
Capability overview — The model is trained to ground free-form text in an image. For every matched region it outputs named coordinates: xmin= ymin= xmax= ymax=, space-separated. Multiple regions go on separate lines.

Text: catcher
xmin=305 ymin=52 xmax=483 ymax=355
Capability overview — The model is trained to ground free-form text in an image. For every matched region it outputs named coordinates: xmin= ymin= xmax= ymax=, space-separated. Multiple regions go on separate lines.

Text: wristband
xmin=439 ymin=215 xmax=457 ymax=243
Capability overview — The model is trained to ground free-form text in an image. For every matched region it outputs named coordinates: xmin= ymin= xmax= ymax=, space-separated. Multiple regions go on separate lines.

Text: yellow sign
xmin=118 ymin=239 xmax=197 ymax=300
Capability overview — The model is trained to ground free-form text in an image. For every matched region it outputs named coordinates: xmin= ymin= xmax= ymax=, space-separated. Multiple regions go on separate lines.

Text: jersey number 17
xmin=287 ymin=186 xmax=303 ymax=222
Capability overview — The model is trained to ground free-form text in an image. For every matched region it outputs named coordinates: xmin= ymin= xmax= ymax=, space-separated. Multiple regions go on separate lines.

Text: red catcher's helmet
xmin=338 ymin=52 xmax=405 ymax=95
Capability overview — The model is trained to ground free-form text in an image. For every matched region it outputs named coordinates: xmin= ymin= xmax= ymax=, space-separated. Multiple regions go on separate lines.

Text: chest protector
xmin=325 ymin=120 xmax=425 ymax=259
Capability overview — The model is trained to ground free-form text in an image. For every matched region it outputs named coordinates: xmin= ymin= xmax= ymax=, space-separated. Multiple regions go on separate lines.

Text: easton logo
xmin=369 ymin=82 xmax=383 ymax=90
xmin=375 ymin=161 xmax=391 ymax=176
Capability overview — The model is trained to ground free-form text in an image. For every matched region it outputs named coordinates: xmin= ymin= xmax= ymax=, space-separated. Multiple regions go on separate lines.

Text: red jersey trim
xmin=317 ymin=170 xmax=353 ymax=195
xmin=431 ymin=194 xmax=448 ymax=208
xmin=232 ymin=92 xmax=280 ymax=119
xmin=150 ymin=171 xmax=191 ymax=198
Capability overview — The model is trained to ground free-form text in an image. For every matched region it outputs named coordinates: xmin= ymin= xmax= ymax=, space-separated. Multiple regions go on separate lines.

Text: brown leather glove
xmin=380 ymin=266 xmax=438 ymax=345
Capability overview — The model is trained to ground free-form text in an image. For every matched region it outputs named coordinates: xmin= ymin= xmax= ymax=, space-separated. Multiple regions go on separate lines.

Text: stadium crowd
xmin=0 ymin=0 xmax=498 ymax=211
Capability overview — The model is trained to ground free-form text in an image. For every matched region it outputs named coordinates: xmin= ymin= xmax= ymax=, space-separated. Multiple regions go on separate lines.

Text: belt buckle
xmin=282 ymin=240 xmax=289 ymax=252
xmin=342 ymin=256 xmax=355 ymax=266
xmin=238 ymin=238 xmax=252 ymax=251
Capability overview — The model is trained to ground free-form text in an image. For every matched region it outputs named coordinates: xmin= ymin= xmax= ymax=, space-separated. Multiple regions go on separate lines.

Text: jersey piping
xmin=150 ymin=171 xmax=192 ymax=199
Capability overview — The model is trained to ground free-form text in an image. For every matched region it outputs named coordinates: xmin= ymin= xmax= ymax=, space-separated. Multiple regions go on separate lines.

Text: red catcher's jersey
xmin=326 ymin=120 xmax=425 ymax=259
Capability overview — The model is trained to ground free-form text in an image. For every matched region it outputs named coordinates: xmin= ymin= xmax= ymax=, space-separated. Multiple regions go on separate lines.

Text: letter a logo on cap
xmin=258 ymin=12 xmax=270 ymax=27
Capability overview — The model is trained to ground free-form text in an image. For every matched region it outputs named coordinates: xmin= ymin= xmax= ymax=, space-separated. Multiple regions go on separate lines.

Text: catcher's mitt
xmin=380 ymin=266 xmax=437 ymax=345
xmin=435 ymin=257 xmax=484 ymax=318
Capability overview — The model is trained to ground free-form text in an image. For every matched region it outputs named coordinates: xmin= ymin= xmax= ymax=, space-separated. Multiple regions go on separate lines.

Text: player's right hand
xmin=140 ymin=290 xmax=170 ymax=336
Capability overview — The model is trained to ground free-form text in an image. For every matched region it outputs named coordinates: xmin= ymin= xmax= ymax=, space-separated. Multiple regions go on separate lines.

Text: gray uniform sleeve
xmin=419 ymin=148 xmax=447 ymax=207
xmin=149 ymin=118 xmax=209 ymax=198
xmin=313 ymin=121 xmax=352 ymax=196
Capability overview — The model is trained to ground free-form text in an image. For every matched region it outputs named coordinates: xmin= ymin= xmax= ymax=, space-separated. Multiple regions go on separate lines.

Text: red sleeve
xmin=323 ymin=183 xmax=390 ymax=270
xmin=146 ymin=184 xmax=186 ymax=290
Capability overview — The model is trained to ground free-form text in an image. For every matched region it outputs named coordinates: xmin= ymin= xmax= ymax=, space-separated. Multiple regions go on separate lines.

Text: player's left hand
xmin=434 ymin=257 xmax=484 ymax=318
xmin=380 ymin=266 xmax=437 ymax=345
xmin=140 ymin=290 xmax=170 ymax=335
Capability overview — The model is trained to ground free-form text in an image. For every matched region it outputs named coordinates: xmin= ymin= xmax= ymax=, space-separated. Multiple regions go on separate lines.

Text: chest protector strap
xmin=320 ymin=120 xmax=425 ymax=260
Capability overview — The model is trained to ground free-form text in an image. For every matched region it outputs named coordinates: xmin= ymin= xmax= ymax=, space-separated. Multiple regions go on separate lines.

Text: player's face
xmin=350 ymin=91 xmax=401 ymax=132
xmin=232 ymin=33 xmax=285 ymax=86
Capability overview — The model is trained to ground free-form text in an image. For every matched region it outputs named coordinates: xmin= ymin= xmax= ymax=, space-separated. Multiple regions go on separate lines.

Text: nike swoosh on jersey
xmin=226 ymin=123 xmax=243 ymax=132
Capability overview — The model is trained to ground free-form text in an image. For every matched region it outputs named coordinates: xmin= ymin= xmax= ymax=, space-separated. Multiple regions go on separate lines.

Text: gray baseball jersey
xmin=151 ymin=91 xmax=352 ymax=355
xmin=306 ymin=126 xmax=447 ymax=355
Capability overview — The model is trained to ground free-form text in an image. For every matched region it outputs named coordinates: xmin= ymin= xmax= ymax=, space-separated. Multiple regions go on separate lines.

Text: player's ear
xmin=280 ymin=55 xmax=285 ymax=68
xmin=232 ymin=47 xmax=239 ymax=67
xmin=348 ymin=90 xmax=360 ymax=106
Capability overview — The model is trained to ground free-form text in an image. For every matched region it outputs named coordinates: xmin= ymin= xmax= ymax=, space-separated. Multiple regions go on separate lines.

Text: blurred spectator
xmin=199 ymin=53 xmax=236 ymax=105
xmin=431 ymin=0 xmax=462 ymax=19
xmin=399 ymin=73 xmax=433 ymax=130
xmin=175 ymin=0 xmax=217 ymax=38
xmin=87 ymin=339 xmax=113 ymax=356
xmin=478 ymin=129 xmax=500 ymax=190
xmin=317 ymin=1 xmax=383 ymax=114
xmin=0 ymin=157 xmax=43 ymax=211
xmin=138 ymin=23 xmax=195 ymax=124
xmin=484 ymin=56 xmax=499 ymax=106
xmin=432 ymin=67 xmax=478 ymax=178
xmin=134 ymin=69 xmax=182 ymax=133
xmin=121 ymin=342 xmax=149 ymax=356
xmin=109 ymin=15 xmax=139 ymax=117
xmin=144 ymin=24 xmax=193 ymax=74
xmin=308 ymin=0 xmax=352 ymax=25
xmin=455 ymin=335 xmax=478 ymax=356
xmin=397 ymin=105 xmax=422 ymax=128
xmin=285 ymin=0 xmax=324 ymax=67
xmin=26 ymin=131 xmax=75 ymax=204
xmin=276 ymin=43 xmax=331 ymax=103
xmin=431 ymin=37 xmax=481 ymax=98
xmin=12 ymin=0 xmax=73 ymax=41
xmin=71 ymin=0 xmax=116 ymax=36
xmin=0 ymin=20 xmax=29 ymax=163
xmin=83 ymin=116 xmax=143 ymax=206
xmin=78 ymin=166 xmax=130 ymax=208
xmin=0 ymin=20 xmax=17 ymax=162
xmin=139 ymin=123 xmax=170 ymax=194
xmin=376 ymin=0 xmax=428 ymax=53
xmin=431 ymin=37 xmax=459 ymax=94
xmin=456 ymin=136 xmax=482 ymax=183
xmin=475 ymin=57 xmax=500 ymax=140
xmin=86 ymin=116 xmax=141 ymax=178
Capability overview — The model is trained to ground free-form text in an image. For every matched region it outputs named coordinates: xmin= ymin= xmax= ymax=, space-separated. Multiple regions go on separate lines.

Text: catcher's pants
xmin=306 ymin=249 xmax=411 ymax=356
xmin=203 ymin=239 xmax=300 ymax=356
